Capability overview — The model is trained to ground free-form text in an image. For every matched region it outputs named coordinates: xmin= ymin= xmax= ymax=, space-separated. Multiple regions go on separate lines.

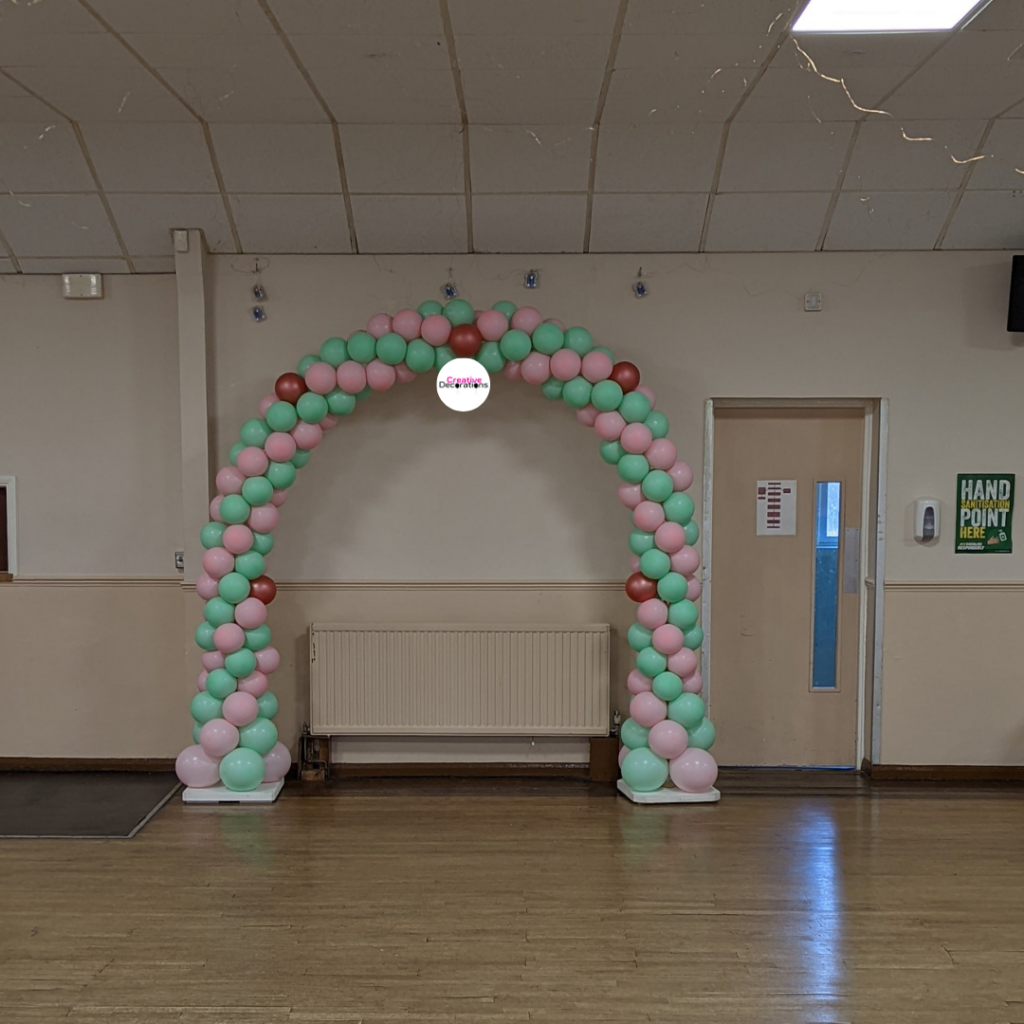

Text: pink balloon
xmin=395 ymin=362 xmax=417 ymax=384
xmin=511 ymin=306 xmax=542 ymax=333
xmin=503 ymin=360 xmax=522 ymax=380
xmin=671 ymin=546 xmax=700 ymax=576
xmin=421 ymin=314 xmax=451 ymax=346
xmin=550 ymin=348 xmax=582 ymax=381
xmin=263 ymin=741 xmax=291 ymax=783
xmin=668 ymin=648 xmax=698 ymax=678
xmin=367 ymin=312 xmax=392 ymax=339
xmin=575 ymin=405 xmax=599 ymax=427
xmin=618 ymin=745 xmax=629 ymax=768
xmin=686 ymin=575 xmax=702 ymax=601
xmin=197 ymin=670 xmax=208 ymax=692
xmin=264 ymin=431 xmax=297 ymax=463
xmin=304 ymin=361 xmax=337 ymax=395
xmin=237 ymin=670 xmax=269 ymax=697
xmin=366 ymin=359 xmax=397 ymax=391
xmin=595 ymin=411 xmax=626 ymax=441
xmin=202 ymin=546 xmax=234 ymax=579
xmin=581 ymin=350 xmax=613 ymax=383
xmin=196 ymin=572 xmax=219 ymax=600
xmin=209 ymin=495 xmax=224 ymax=523
xmin=336 ymin=361 xmax=367 ymax=394
xmin=637 ymin=599 xmax=669 ymax=630
xmin=291 ymin=421 xmax=323 ymax=450
xmin=629 ymin=554 xmax=641 ymax=572
xmin=199 ymin=718 xmax=240 ymax=758
xmin=618 ymin=483 xmax=643 ymax=510
xmin=270 ymin=489 xmax=289 ymax=507
xmin=669 ymin=461 xmax=694 ymax=491
xmin=222 ymin=524 xmax=253 ymax=556
xmin=682 ymin=671 xmax=703 ymax=695
xmin=627 ymin=668 xmax=653 ymax=694
xmin=521 ymin=351 xmax=551 ymax=385
xmin=621 ymin=422 xmax=653 ymax=454
xmin=655 ymin=521 xmax=686 ymax=554
xmin=214 ymin=622 xmax=245 ymax=654
xmin=215 ymin=466 xmax=245 ymax=495
xmin=670 ymin=748 xmax=718 ymax=793
xmin=319 ymin=414 xmax=338 ymax=431
xmin=248 ymin=504 xmax=280 ymax=533
xmin=255 ymin=646 xmax=280 ymax=674
xmin=648 ymin=720 xmax=688 ymax=760
xmin=392 ymin=308 xmax=423 ymax=341
xmin=201 ymin=650 xmax=225 ymax=672
xmin=234 ymin=596 xmax=268 ymax=630
xmin=258 ymin=393 xmax=276 ymax=418
xmin=544 ymin=317 xmax=566 ymax=330
xmin=636 ymin=385 xmax=656 ymax=409
xmin=175 ymin=744 xmax=220 ymax=788
xmin=223 ymin=691 xmax=259 ymax=728
xmin=236 ymin=447 xmax=269 ymax=478
xmin=645 ymin=439 xmax=677 ymax=471
xmin=476 ymin=309 xmax=507 ymax=342
xmin=631 ymin=691 xmax=668 ymax=728
xmin=633 ymin=500 xmax=665 ymax=532
xmin=652 ymin=623 xmax=684 ymax=655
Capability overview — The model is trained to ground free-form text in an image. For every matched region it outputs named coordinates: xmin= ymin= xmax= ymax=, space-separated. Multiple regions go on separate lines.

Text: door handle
xmin=843 ymin=527 xmax=860 ymax=594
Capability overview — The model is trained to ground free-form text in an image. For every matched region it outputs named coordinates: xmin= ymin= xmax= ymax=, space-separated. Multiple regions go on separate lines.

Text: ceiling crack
xmin=438 ymin=0 xmax=472 ymax=253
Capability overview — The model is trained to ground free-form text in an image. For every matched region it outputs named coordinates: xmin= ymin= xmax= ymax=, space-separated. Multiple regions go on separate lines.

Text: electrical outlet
xmin=174 ymin=550 xmax=184 ymax=571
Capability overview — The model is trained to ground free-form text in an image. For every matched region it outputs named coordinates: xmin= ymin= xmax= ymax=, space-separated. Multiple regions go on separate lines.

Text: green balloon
xmin=257 ymin=691 xmax=279 ymax=719
xmin=376 ymin=332 xmax=408 ymax=366
xmin=234 ymin=550 xmax=265 ymax=581
xmin=434 ymin=344 xmax=455 ymax=370
xmin=251 ymin=532 xmax=274 ymax=556
xmin=642 ymin=470 xmax=673 ymax=503
xmin=684 ymin=521 xmax=700 ymax=546
xmin=320 ymin=336 xmax=348 ymax=367
xmin=239 ymin=717 xmax=278 ymax=756
xmin=564 ymin=326 xmax=593 ymax=356
xmin=225 ymin=647 xmax=257 ymax=679
xmin=629 ymin=529 xmax=655 ymax=556
xmin=664 ymin=492 xmax=695 ymax=525
xmin=653 ymin=671 xmax=683 ymax=701
xmin=532 ymin=322 xmax=564 ymax=355
xmin=326 ymin=388 xmax=356 ymax=416
xmin=684 ymin=625 xmax=704 ymax=650
xmin=267 ymin=461 xmax=297 ymax=490
xmin=477 ymin=341 xmax=506 ymax=374
xmin=297 ymin=392 xmax=329 ymax=424
xmin=239 ymin=419 xmax=271 ymax=447
xmin=640 ymin=548 xmax=671 ymax=580
xmin=242 ymin=475 xmax=274 ymax=507
xmin=620 ymin=717 xmax=650 ymax=749
xmin=668 ymin=693 xmax=705 ymax=729
xmin=621 ymin=747 xmax=668 ymax=792
xmin=687 ymin=718 xmax=716 ymax=751
xmin=444 ymin=298 xmax=475 ymax=325
xmin=218 ymin=572 xmax=251 ymax=604
xmin=627 ymin=622 xmax=653 ymax=652
xmin=297 ymin=354 xmax=318 ymax=375
xmin=191 ymin=691 xmax=223 ymax=724
xmin=492 ymin=300 xmax=516 ymax=318
xmin=195 ymin=621 xmax=216 ymax=651
xmin=620 ymin=391 xmax=652 ymax=423
xmin=618 ymin=454 xmax=649 ymax=483
xmin=228 ymin=442 xmax=245 ymax=466
xmin=219 ymin=747 xmax=265 ymax=792
xmin=245 ymin=624 xmax=272 ymax=651
xmin=266 ymin=401 xmax=298 ymax=432
xmin=418 ymin=299 xmax=444 ymax=317
xmin=637 ymin=646 xmax=668 ymax=677
xmin=541 ymin=378 xmax=564 ymax=400
xmin=591 ymin=379 xmax=623 ymax=412
xmin=355 ymin=386 xmax=373 ymax=401
xmin=499 ymin=329 xmax=532 ymax=362
xmin=206 ymin=667 xmax=238 ymax=699
xmin=645 ymin=411 xmax=669 ymax=439
xmin=204 ymin=597 xmax=236 ymax=627
xmin=562 ymin=376 xmax=593 ymax=409
xmin=600 ymin=440 xmax=625 ymax=465
xmin=405 ymin=338 xmax=436 ymax=373
xmin=346 ymin=331 xmax=376 ymax=364
xmin=192 ymin=722 xmax=202 ymax=744
xmin=219 ymin=494 xmax=250 ymax=525
xmin=657 ymin=572 xmax=688 ymax=603
xmin=291 ymin=449 xmax=312 ymax=468
xmin=200 ymin=522 xmax=226 ymax=549
xmin=668 ymin=599 xmax=699 ymax=631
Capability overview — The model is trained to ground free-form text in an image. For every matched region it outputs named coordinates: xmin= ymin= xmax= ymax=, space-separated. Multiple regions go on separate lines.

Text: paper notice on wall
xmin=756 ymin=480 xmax=797 ymax=536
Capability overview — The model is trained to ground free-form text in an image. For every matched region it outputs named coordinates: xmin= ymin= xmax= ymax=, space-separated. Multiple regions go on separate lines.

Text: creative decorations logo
xmin=436 ymin=358 xmax=491 ymax=412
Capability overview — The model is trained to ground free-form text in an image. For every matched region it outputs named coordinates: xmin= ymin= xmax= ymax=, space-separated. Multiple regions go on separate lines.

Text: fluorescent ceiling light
xmin=794 ymin=0 xmax=986 ymax=32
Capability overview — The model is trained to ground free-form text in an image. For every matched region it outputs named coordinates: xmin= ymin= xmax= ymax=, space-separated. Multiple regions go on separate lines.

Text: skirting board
xmin=182 ymin=780 xmax=284 ymax=804
xmin=617 ymin=779 xmax=721 ymax=804
xmin=331 ymin=762 xmax=591 ymax=779
xmin=0 ymin=757 xmax=177 ymax=772
xmin=866 ymin=764 xmax=1024 ymax=782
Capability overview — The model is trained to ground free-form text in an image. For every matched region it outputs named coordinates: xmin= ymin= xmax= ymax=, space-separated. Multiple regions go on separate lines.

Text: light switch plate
xmin=62 ymin=273 xmax=103 ymax=299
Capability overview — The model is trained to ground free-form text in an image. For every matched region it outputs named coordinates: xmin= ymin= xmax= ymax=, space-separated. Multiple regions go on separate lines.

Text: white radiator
xmin=308 ymin=623 xmax=610 ymax=736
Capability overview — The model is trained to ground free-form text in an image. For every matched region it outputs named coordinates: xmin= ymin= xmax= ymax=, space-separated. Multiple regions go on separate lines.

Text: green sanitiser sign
xmin=956 ymin=474 xmax=1014 ymax=554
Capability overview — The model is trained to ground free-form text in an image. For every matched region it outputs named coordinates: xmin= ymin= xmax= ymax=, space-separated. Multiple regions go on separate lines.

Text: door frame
xmin=701 ymin=398 xmax=888 ymax=768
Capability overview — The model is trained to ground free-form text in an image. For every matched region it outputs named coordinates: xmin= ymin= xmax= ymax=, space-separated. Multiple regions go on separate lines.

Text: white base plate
xmin=182 ymin=780 xmax=284 ymax=804
xmin=617 ymin=779 xmax=721 ymax=804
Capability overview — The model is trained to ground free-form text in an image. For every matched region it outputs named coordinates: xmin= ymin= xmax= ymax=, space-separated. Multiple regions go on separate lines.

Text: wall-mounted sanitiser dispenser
xmin=914 ymin=499 xmax=940 ymax=542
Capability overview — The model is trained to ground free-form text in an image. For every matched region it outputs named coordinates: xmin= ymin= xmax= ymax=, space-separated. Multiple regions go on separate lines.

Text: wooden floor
xmin=1 ymin=774 xmax=1023 ymax=1024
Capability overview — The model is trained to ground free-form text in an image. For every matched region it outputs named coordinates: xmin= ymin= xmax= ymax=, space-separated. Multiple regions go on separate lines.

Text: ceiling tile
xmin=884 ymin=61 xmax=1024 ymax=120
xmin=107 ymin=194 xmax=234 ymax=255
xmin=229 ymin=193 xmax=352 ymax=253
xmin=968 ymin=120 xmax=1024 ymax=188
xmin=472 ymin=194 xmax=586 ymax=252
xmin=705 ymin=192 xmax=832 ymax=251
xmin=595 ymin=123 xmax=721 ymax=192
xmin=0 ymin=122 xmax=94 ymax=191
xmin=942 ymin=190 xmax=1024 ymax=248
xmin=615 ymin=33 xmax=772 ymax=70
xmin=0 ymin=194 xmax=122 ymax=257
xmin=824 ymin=191 xmax=953 ymax=250
xmin=157 ymin=67 xmax=327 ymax=123
xmin=0 ymin=0 xmax=104 ymax=34
xmin=456 ymin=34 xmax=609 ymax=71
xmin=132 ymin=255 xmax=176 ymax=272
xmin=0 ymin=258 xmax=16 ymax=273
xmin=967 ymin=0 xmax=1024 ymax=30
xmin=268 ymin=0 xmax=445 ymax=35
xmin=928 ymin=28 xmax=1024 ymax=64
xmin=470 ymin=125 xmax=591 ymax=193
xmin=212 ymin=124 xmax=340 ymax=193
xmin=315 ymin=70 xmax=460 ymax=124
xmin=81 ymin=122 xmax=219 ymax=193
xmin=119 ymin=32 xmax=294 ymax=69
xmin=786 ymin=32 xmax=945 ymax=67
xmin=351 ymin=195 xmax=467 ymax=253
xmin=589 ymin=193 xmax=707 ymax=252
xmin=89 ymin=0 xmax=276 ymax=34
xmin=0 ymin=76 xmax=58 ymax=122
xmin=18 ymin=257 xmax=131 ymax=273
xmin=602 ymin=68 xmax=750 ymax=124
xmin=0 ymin=32 xmax=139 ymax=68
xmin=735 ymin=66 xmax=904 ymax=122
xmin=718 ymin=122 xmax=854 ymax=192
xmin=625 ymin=0 xmax=801 ymax=35
xmin=343 ymin=125 xmax=464 ymax=194
xmin=288 ymin=33 xmax=450 ymax=71
xmin=462 ymin=70 xmax=603 ymax=124
xmin=448 ymin=0 xmax=620 ymax=35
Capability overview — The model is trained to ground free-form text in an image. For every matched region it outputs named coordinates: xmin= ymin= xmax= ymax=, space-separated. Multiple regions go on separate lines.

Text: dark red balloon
xmin=275 ymin=372 xmax=307 ymax=404
xmin=609 ymin=361 xmax=641 ymax=393
xmin=448 ymin=323 xmax=483 ymax=359
xmin=625 ymin=572 xmax=658 ymax=603
xmin=249 ymin=575 xmax=277 ymax=605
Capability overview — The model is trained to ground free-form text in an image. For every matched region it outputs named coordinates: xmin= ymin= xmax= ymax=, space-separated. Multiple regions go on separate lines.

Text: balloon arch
xmin=175 ymin=298 xmax=719 ymax=801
